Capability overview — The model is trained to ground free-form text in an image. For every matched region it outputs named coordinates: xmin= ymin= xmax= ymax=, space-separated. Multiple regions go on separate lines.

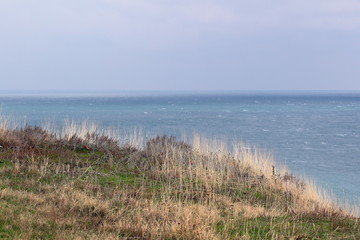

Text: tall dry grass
xmin=0 ymin=115 xmax=358 ymax=239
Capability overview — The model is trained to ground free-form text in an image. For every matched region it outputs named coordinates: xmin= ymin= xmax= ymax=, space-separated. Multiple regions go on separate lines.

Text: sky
xmin=1 ymin=0 xmax=360 ymax=91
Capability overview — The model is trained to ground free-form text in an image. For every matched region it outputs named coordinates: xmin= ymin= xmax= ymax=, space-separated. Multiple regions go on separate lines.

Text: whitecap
xmin=292 ymin=160 xmax=307 ymax=163
xmin=336 ymin=134 xmax=347 ymax=137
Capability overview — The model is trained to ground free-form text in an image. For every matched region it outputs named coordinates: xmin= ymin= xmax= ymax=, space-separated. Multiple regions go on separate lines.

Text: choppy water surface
xmin=1 ymin=92 xmax=359 ymax=205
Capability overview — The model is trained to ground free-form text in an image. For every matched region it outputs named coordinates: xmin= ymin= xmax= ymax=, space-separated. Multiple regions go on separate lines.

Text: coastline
xmin=1 ymin=93 xmax=360 ymax=205
xmin=0 ymin=120 xmax=359 ymax=239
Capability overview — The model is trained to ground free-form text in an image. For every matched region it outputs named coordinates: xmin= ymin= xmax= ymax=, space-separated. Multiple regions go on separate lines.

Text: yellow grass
xmin=0 ymin=116 xmax=359 ymax=239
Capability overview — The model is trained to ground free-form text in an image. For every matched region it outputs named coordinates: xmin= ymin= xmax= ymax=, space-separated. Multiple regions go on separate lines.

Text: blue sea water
xmin=0 ymin=91 xmax=359 ymax=206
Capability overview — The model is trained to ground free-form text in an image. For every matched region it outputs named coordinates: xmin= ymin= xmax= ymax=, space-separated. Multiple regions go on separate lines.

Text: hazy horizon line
xmin=1 ymin=89 xmax=360 ymax=97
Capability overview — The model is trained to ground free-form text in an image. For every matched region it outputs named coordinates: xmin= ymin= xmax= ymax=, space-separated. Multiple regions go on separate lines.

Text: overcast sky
xmin=1 ymin=0 xmax=360 ymax=91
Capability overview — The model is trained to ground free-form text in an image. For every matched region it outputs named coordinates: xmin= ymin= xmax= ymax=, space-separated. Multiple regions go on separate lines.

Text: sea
xmin=0 ymin=91 xmax=359 ymax=207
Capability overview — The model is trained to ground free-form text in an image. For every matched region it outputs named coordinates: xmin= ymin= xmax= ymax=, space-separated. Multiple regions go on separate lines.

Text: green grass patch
xmin=0 ymin=198 xmax=58 ymax=240
xmin=0 ymin=219 xmax=21 ymax=240
xmin=96 ymin=172 xmax=140 ymax=187
xmin=0 ymin=159 xmax=11 ymax=169
xmin=29 ymin=221 xmax=57 ymax=239
xmin=0 ymin=199 xmax=31 ymax=239
xmin=215 ymin=216 xmax=360 ymax=240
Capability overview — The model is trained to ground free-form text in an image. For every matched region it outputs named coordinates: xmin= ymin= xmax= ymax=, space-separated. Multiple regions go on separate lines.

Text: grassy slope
xmin=0 ymin=126 xmax=359 ymax=239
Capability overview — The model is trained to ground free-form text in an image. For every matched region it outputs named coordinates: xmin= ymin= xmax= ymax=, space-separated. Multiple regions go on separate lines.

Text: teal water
xmin=1 ymin=92 xmax=359 ymax=205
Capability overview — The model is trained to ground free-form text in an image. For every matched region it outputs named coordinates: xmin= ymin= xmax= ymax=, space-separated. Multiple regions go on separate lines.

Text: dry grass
xmin=0 ymin=119 xmax=359 ymax=239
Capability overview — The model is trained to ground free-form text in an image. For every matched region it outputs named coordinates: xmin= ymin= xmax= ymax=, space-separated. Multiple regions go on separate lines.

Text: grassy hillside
xmin=0 ymin=123 xmax=359 ymax=239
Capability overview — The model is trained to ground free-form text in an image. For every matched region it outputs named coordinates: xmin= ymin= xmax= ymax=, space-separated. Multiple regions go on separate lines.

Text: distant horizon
xmin=2 ymin=89 xmax=360 ymax=92
xmin=1 ymin=89 xmax=360 ymax=98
